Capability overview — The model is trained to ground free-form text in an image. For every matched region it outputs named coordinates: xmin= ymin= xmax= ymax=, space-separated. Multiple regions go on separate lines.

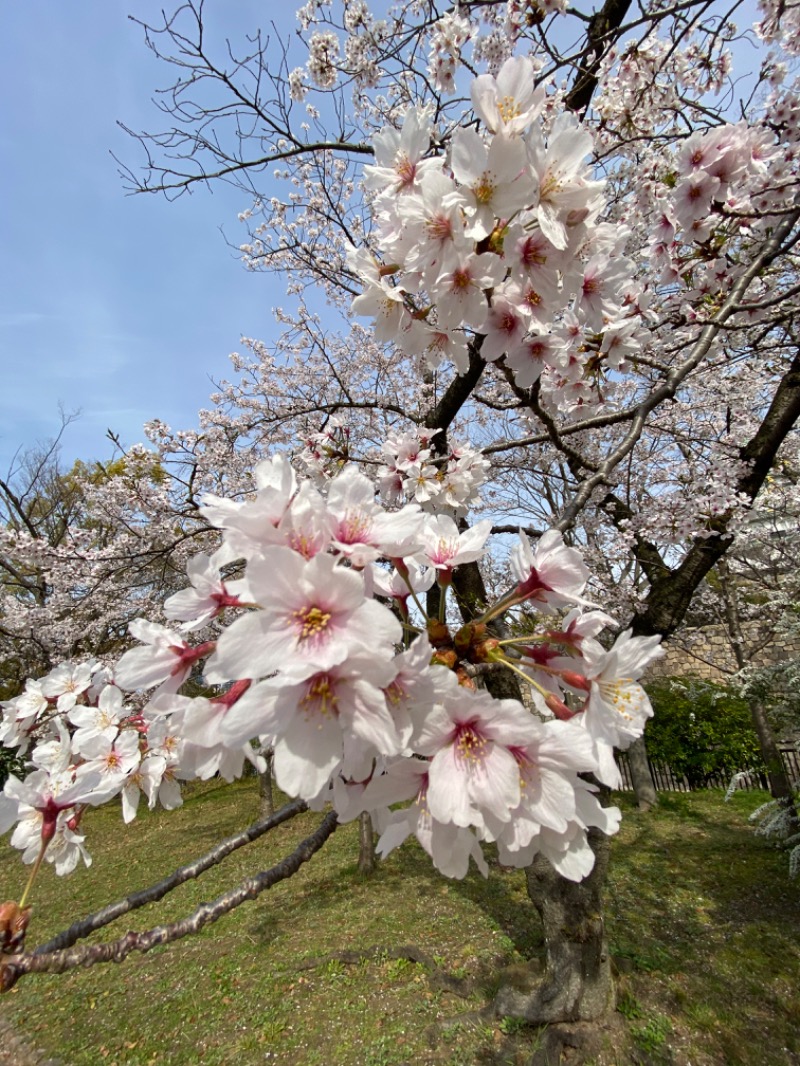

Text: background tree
xmin=0 ymin=420 xmax=219 ymax=696
xmin=646 ymin=676 xmax=765 ymax=788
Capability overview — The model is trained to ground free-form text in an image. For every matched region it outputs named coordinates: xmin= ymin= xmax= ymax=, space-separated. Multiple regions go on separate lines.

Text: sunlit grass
xmin=0 ymin=782 xmax=797 ymax=1065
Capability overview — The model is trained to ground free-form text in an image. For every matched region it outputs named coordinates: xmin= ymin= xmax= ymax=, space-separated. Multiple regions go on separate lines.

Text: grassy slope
xmin=0 ymin=782 xmax=798 ymax=1066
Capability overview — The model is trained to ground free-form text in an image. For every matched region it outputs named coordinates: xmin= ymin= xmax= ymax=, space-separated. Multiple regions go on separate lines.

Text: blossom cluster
xmin=349 ymin=55 xmax=649 ymax=414
xmin=377 ymin=428 xmax=490 ymax=515
xmin=297 ymin=415 xmax=353 ymax=480
xmin=295 ymin=416 xmax=489 ymax=515
xmin=0 ymin=662 xmax=182 ymax=877
xmin=427 ymin=12 xmax=473 ymax=93
xmin=1 ymin=455 xmax=662 ymax=888
xmin=645 ymin=122 xmax=783 ymax=296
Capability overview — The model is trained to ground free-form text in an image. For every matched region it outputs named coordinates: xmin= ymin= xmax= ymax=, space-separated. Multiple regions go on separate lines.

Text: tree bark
xmin=626 ymin=736 xmax=659 ymax=810
xmin=565 ymin=0 xmax=634 ymax=117
xmin=718 ymin=560 xmax=797 ymax=805
xmin=357 ymin=811 xmax=376 ymax=875
xmin=258 ymin=750 xmax=275 ymax=818
xmin=494 ymin=830 xmax=614 ymax=1023
xmin=749 ymin=700 xmax=795 ymax=802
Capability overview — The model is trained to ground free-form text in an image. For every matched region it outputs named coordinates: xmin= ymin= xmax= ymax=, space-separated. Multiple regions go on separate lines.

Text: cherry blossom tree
xmin=2 ymin=0 xmax=800 ymax=1039
xmin=114 ymin=0 xmax=800 ymax=800
xmin=0 ymin=426 xmax=219 ymax=696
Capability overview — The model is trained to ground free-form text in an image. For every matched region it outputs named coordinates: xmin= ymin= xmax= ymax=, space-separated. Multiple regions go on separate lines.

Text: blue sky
xmin=0 ymin=1 xmax=298 ymax=476
xmin=1 ymin=1 xmax=765 ymax=479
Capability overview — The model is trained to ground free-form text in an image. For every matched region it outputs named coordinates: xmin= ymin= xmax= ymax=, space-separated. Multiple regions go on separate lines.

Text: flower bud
xmin=544 ymin=692 xmax=577 ymax=721
xmin=432 ymin=648 xmax=458 ymax=670
xmin=0 ymin=901 xmax=32 ymax=956
xmin=472 ymin=638 xmax=500 ymax=663
xmin=455 ymin=667 xmax=477 ymax=690
xmin=427 ymin=619 xmax=452 ymax=648
xmin=559 ymin=670 xmax=591 ymax=692
xmin=454 ymin=621 xmax=487 ymax=657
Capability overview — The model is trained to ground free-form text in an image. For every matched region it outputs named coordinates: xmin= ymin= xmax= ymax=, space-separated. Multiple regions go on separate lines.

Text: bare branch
xmin=1 ymin=809 xmax=338 ymax=992
xmin=32 ymin=798 xmax=308 ymax=956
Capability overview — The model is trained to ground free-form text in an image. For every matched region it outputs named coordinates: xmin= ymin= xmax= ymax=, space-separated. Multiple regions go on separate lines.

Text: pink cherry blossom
xmin=40 ymin=662 xmax=95 ymax=713
xmin=415 ymin=680 xmax=540 ymax=831
xmin=163 ymin=545 xmax=249 ymax=631
xmin=448 ymin=128 xmax=532 ymax=241
xmin=510 ymin=530 xmax=596 ymax=614
xmin=471 ymin=56 xmax=545 ymax=135
xmin=207 ymin=547 xmax=401 ymax=684
xmin=418 ymin=516 xmax=493 ymax=575
xmin=115 ymin=620 xmax=214 ymax=695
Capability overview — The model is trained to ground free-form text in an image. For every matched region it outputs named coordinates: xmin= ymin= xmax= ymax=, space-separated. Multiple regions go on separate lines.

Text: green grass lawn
xmin=0 ymin=783 xmax=798 ymax=1066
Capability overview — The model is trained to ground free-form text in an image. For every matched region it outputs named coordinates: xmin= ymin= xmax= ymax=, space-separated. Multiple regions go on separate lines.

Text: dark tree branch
xmin=423 ymin=338 xmax=486 ymax=436
xmin=33 ymin=798 xmax=308 ymax=956
xmin=1 ymin=810 xmax=338 ymax=992
xmin=565 ymin=0 xmax=635 ymax=116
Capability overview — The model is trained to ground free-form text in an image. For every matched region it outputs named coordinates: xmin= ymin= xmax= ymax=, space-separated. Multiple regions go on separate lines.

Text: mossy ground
xmin=0 ymin=783 xmax=797 ymax=1065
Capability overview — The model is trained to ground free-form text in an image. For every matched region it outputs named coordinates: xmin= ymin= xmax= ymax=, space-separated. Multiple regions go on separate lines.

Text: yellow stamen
xmin=474 ymin=175 xmax=496 ymax=204
xmin=497 ymin=95 xmax=522 ymax=123
xmin=294 ymin=605 xmax=331 ymax=640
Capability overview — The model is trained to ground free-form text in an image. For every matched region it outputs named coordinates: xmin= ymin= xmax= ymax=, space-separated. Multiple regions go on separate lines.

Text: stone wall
xmin=645 ymin=621 xmax=800 ymax=684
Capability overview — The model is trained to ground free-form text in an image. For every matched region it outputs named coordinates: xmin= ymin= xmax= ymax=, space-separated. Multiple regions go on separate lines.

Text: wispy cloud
xmin=0 ymin=311 xmax=48 ymax=328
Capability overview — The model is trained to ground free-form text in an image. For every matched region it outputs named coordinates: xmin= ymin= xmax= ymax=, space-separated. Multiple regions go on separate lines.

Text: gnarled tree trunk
xmin=494 ymin=830 xmax=614 ymax=1023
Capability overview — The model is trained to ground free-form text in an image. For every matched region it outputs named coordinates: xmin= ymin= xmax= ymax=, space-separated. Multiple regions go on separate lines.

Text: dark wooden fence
xmin=616 ymin=748 xmax=800 ymax=793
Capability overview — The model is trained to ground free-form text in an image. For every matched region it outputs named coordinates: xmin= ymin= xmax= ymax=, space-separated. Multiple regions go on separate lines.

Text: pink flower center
xmin=517 ymin=566 xmax=554 ymax=600
xmin=451 ymin=268 xmax=472 ymax=292
xmin=521 ymin=237 xmax=547 ymax=267
xmin=338 ymin=511 xmax=373 ymax=544
xmin=287 ymin=531 xmax=323 ymax=559
xmin=384 ymin=678 xmax=407 ymax=705
xmin=427 ymin=215 xmax=453 ymax=242
xmin=430 ymin=537 xmax=457 ymax=565
xmin=396 ymin=155 xmax=417 ymax=187
xmin=169 ymin=641 xmax=215 ymax=677
xmin=497 ymin=310 xmax=518 ymax=335
xmin=527 ymin=341 xmax=546 ymax=359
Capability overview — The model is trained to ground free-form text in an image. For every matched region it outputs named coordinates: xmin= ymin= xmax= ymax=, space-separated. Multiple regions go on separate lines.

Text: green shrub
xmin=645 ymin=677 xmax=764 ymax=787
xmin=0 ymin=744 xmax=25 ymax=788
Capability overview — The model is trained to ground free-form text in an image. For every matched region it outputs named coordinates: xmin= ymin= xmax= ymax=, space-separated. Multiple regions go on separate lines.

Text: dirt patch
xmin=0 ymin=1014 xmax=60 ymax=1066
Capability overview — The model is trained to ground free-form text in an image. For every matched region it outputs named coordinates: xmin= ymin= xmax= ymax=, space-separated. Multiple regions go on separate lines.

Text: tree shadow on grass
xmin=237 ymin=816 xmax=546 ymax=972
xmin=449 ymin=854 xmax=545 ymax=959
xmin=605 ymin=793 xmax=800 ymax=980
